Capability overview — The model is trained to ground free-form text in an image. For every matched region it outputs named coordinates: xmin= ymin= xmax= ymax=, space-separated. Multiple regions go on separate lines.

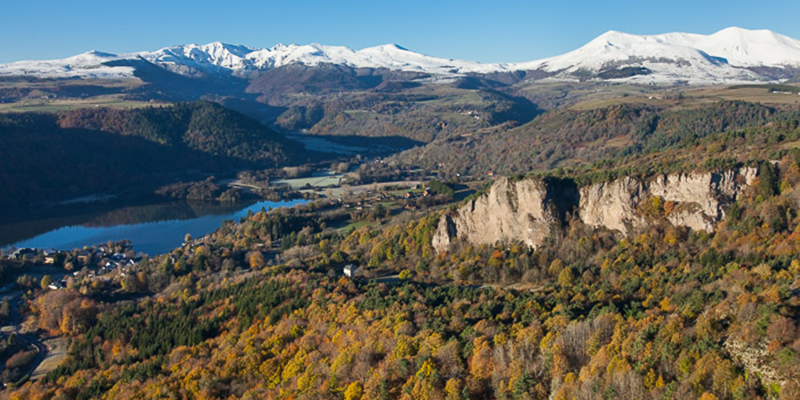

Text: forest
xmin=0 ymin=101 xmax=310 ymax=205
xmin=3 ymin=105 xmax=799 ymax=399
xmin=397 ymin=101 xmax=800 ymax=178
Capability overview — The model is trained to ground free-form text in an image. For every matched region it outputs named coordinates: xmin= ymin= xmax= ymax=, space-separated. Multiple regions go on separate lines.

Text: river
xmin=1 ymin=198 xmax=308 ymax=255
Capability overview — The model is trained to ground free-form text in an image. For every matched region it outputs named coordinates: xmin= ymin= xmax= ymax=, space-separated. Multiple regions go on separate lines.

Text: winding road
xmin=1 ymin=289 xmax=49 ymax=385
xmin=13 ymin=333 xmax=48 ymax=381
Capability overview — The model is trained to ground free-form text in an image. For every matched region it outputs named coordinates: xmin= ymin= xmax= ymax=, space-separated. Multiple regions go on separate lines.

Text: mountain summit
xmin=2 ymin=27 xmax=800 ymax=84
xmin=511 ymin=27 xmax=800 ymax=83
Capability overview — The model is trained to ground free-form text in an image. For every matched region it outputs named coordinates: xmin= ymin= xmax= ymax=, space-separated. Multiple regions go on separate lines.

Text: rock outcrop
xmin=579 ymin=176 xmax=647 ymax=236
xmin=649 ymin=168 xmax=757 ymax=231
xmin=580 ymin=168 xmax=757 ymax=235
xmin=431 ymin=177 xmax=577 ymax=253
xmin=433 ymin=168 xmax=756 ymax=253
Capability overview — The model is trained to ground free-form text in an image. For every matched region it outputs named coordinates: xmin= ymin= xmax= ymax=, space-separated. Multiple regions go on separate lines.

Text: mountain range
xmin=2 ymin=27 xmax=800 ymax=84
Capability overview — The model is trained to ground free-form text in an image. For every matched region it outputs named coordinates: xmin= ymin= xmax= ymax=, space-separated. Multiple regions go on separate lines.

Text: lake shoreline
xmin=1 ymin=198 xmax=309 ymax=256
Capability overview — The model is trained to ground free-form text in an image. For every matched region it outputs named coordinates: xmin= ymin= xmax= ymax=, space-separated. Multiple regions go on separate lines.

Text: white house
xmin=343 ymin=264 xmax=361 ymax=278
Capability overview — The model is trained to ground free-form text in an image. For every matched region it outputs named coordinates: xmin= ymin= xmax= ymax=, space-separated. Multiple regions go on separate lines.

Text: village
xmin=4 ymin=242 xmax=144 ymax=290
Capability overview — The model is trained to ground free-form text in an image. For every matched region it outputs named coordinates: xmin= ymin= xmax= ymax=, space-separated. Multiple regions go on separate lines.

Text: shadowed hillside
xmin=0 ymin=101 xmax=310 ymax=205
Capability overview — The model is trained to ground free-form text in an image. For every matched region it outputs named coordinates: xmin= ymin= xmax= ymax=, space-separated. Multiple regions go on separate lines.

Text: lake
xmin=1 ymin=198 xmax=308 ymax=255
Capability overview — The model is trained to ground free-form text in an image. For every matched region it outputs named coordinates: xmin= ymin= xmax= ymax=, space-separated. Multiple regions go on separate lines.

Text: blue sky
xmin=2 ymin=0 xmax=799 ymax=64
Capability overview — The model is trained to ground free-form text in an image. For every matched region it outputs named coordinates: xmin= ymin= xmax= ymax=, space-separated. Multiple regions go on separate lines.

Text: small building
xmin=77 ymin=252 xmax=92 ymax=265
xmin=11 ymin=248 xmax=36 ymax=260
xmin=343 ymin=264 xmax=361 ymax=278
xmin=48 ymin=281 xmax=65 ymax=290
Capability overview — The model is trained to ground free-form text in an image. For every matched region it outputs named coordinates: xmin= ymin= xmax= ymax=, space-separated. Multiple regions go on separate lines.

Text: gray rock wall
xmin=432 ymin=168 xmax=756 ymax=253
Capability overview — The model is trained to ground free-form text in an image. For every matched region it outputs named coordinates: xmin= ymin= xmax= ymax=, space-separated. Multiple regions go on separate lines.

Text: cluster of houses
xmin=457 ymin=109 xmax=482 ymax=120
xmin=403 ymin=184 xmax=432 ymax=199
xmin=8 ymin=247 xmax=41 ymax=261
xmin=329 ymin=193 xmax=386 ymax=212
xmin=324 ymin=183 xmax=442 ymax=214
xmin=101 ymin=251 xmax=141 ymax=271
xmin=5 ymin=245 xmax=144 ymax=289
xmin=7 ymin=247 xmax=67 ymax=263
xmin=71 ymin=245 xmax=144 ymax=275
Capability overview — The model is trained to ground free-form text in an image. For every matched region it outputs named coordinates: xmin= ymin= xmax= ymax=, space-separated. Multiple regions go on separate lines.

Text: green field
xmin=569 ymin=83 xmax=800 ymax=111
xmin=272 ymin=173 xmax=345 ymax=189
xmin=0 ymin=96 xmax=164 ymax=113
xmin=0 ymin=78 xmax=162 ymax=113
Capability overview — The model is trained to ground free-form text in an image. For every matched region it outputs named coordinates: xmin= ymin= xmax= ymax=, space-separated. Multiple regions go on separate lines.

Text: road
xmin=13 ymin=333 xmax=47 ymax=381
xmin=1 ymin=289 xmax=49 ymax=385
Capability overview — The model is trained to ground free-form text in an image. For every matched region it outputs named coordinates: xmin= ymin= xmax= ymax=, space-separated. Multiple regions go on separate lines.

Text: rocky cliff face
xmin=431 ymin=177 xmax=577 ymax=253
xmin=580 ymin=168 xmax=757 ymax=235
xmin=650 ymin=169 xmax=757 ymax=231
xmin=579 ymin=176 xmax=647 ymax=236
xmin=433 ymin=168 xmax=756 ymax=253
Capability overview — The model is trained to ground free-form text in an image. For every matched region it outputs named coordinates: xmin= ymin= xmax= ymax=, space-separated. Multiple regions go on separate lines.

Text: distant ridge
xmin=2 ymin=27 xmax=800 ymax=84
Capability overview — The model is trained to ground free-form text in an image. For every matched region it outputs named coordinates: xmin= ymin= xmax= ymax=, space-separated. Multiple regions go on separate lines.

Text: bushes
xmin=5 ymin=349 xmax=36 ymax=370
xmin=427 ymin=180 xmax=455 ymax=198
xmin=758 ymin=161 xmax=779 ymax=199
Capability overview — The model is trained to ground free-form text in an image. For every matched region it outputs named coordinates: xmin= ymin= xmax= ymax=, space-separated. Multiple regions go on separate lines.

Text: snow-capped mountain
xmin=0 ymin=50 xmax=135 ymax=79
xmin=139 ymin=41 xmax=501 ymax=77
xmin=510 ymin=27 xmax=800 ymax=84
xmin=0 ymin=41 xmax=498 ymax=79
xmin=2 ymin=27 xmax=800 ymax=84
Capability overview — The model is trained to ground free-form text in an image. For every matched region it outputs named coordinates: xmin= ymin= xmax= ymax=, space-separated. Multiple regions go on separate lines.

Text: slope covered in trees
xmin=6 ymin=126 xmax=800 ymax=399
xmin=272 ymin=88 xmax=541 ymax=143
xmin=1 ymin=97 xmax=799 ymax=399
xmin=0 ymin=101 xmax=308 ymax=204
xmin=57 ymin=101 xmax=304 ymax=164
xmin=398 ymin=101 xmax=799 ymax=177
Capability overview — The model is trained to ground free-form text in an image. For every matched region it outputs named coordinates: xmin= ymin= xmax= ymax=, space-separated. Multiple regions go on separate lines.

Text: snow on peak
xmin=139 ymin=42 xmax=259 ymax=72
xmin=1 ymin=27 xmax=799 ymax=83
xmin=510 ymin=27 xmax=800 ymax=84
xmin=590 ymin=27 xmax=800 ymax=68
xmin=0 ymin=49 xmax=133 ymax=79
xmin=696 ymin=27 xmax=800 ymax=66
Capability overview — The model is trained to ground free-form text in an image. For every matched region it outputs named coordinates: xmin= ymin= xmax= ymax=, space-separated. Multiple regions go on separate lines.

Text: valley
xmin=0 ymin=25 xmax=798 ymax=400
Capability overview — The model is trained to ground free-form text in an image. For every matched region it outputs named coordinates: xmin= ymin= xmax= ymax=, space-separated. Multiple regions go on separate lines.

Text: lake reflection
xmin=1 ymin=199 xmax=308 ymax=255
